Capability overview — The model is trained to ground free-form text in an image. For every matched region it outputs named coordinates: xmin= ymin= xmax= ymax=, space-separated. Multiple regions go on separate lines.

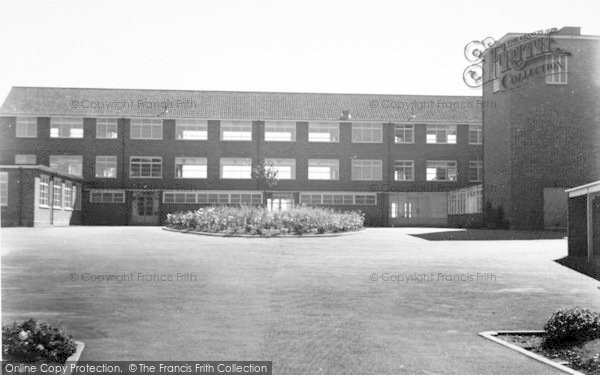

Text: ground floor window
xmin=0 ymin=172 xmax=7 ymax=206
xmin=299 ymin=192 xmax=376 ymax=205
xmin=162 ymin=190 xmax=262 ymax=205
xmin=448 ymin=185 xmax=483 ymax=215
xmin=90 ymin=190 xmax=126 ymax=203
xmin=52 ymin=179 xmax=62 ymax=208
xmin=62 ymin=182 xmax=74 ymax=209
xmin=39 ymin=175 xmax=50 ymax=206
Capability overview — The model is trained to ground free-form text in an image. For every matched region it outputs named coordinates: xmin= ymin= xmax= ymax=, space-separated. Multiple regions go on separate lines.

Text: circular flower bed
xmin=2 ymin=319 xmax=77 ymax=363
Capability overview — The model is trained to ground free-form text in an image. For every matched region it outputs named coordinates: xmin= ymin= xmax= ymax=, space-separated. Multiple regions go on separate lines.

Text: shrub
xmin=2 ymin=319 xmax=77 ymax=363
xmin=544 ymin=307 xmax=600 ymax=347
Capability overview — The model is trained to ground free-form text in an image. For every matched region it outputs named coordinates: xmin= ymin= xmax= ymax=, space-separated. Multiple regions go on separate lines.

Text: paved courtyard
xmin=1 ymin=227 xmax=598 ymax=374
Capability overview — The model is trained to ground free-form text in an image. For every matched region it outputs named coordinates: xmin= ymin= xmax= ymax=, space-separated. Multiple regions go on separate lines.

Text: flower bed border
xmin=63 ymin=341 xmax=85 ymax=375
xmin=478 ymin=330 xmax=585 ymax=375
xmin=163 ymin=226 xmax=366 ymax=238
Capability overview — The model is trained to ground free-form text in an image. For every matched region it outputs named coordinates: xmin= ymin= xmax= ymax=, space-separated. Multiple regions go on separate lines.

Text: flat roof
xmin=565 ymin=180 xmax=600 ymax=198
xmin=0 ymin=165 xmax=84 ymax=181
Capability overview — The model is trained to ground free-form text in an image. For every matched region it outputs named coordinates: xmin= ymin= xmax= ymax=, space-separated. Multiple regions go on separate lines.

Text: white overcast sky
xmin=0 ymin=0 xmax=599 ymax=100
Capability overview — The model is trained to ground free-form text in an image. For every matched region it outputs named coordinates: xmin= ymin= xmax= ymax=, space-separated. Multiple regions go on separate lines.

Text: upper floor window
xmin=49 ymin=155 xmax=83 ymax=177
xmin=309 ymin=123 xmax=339 ymax=143
xmin=394 ymin=124 xmax=414 ymax=144
xmin=50 ymin=117 xmax=83 ymax=138
xmin=176 ymin=119 xmax=208 ymax=140
xmin=264 ymin=122 xmax=296 ymax=142
xmin=394 ymin=160 xmax=414 ymax=181
xmin=352 ymin=123 xmax=382 ymax=143
xmin=469 ymin=161 xmax=483 ymax=182
xmin=308 ymin=159 xmax=339 ymax=180
xmin=426 ymin=160 xmax=457 ymax=181
xmin=96 ymin=118 xmax=118 ymax=139
xmin=546 ymin=54 xmax=568 ymax=84
xmin=0 ymin=172 xmax=7 ymax=206
xmin=351 ymin=159 xmax=382 ymax=181
xmin=130 ymin=119 xmax=163 ymax=140
xmin=426 ymin=125 xmax=456 ymax=144
xmin=220 ymin=121 xmax=252 ymax=141
xmin=264 ymin=158 xmax=296 ymax=180
xmin=175 ymin=157 xmax=207 ymax=179
xmin=469 ymin=125 xmax=482 ymax=145
xmin=129 ymin=156 xmax=162 ymax=178
xmin=220 ymin=157 xmax=252 ymax=179
xmin=15 ymin=154 xmax=36 ymax=164
xmin=95 ymin=156 xmax=117 ymax=178
xmin=16 ymin=117 xmax=37 ymax=138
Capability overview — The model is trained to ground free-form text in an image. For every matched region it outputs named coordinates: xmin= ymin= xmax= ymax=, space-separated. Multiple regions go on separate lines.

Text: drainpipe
xmin=18 ymin=167 xmax=23 ymax=226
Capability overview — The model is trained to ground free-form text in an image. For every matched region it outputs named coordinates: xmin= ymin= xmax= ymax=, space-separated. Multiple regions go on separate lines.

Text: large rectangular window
xmin=163 ymin=191 xmax=262 ymax=205
xmin=16 ymin=117 xmax=37 ymax=138
xmin=176 ymin=119 xmax=208 ymax=140
xmin=130 ymin=119 xmax=163 ymax=140
xmin=95 ymin=156 xmax=117 ymax=178
xmin=469 ymin=125 xmax=482 ymax=145
xmin=49 ymin=155 xmax=83 ymax=177
xmin=220 ymin=158 xmax=251 ymax=179
xmin=50 ymin=117 xmax=83 ymax=138
xmin=308 ymin=123 xmax=339 ymax=142
xmin=426 ymin=160 xmax=457 ymax=181
xmin=175 ymin=157 xmax=207 ymax=178
xmin=352 ymin=123 xmax=382 ymax=143
xmin=15 ymin=154 xmax=37 ymax=164
xmin=39 ymin=175 xmax=50 ymax=206
xmin=129 ymin=156 xmax=162 ymax=178
xmin=264 ymin=158 xmax=296 ymax=180
xmin=62 ymin=182 xmax=74 ymax=210
xmin=394 ymin=124 xmax=414 ymax=144
xmin=52 ymin=178 xmax=62 ymax=208
xmin=426 ymin=125 xmax=456 ymax=144
xmin=469 ymin=161 xmax=483 ymax=182
xmin=96 ymin=118 xmax=118 ymax=139
xmin=264 ymin=122 xmax=296 ymax=142
xmin=220 ymin=121 xmax=252 ymax=141
xmin=394 ymin=160 xmax=414 ymax=181
xmin=546 ymin=54 xmax=568 ymax=84
xmin=308 ymin=159 xmax=339 ymax=180
xmin=351 ymin=159 xmax=382 ymax=181
xmin=448 ymin=185 xmax=483 ymax=215
xmin=90 ymin=190 xmax=126 ymax=203
xmin=299 ymin=192 xmax=376 ymax=206
xmin=0 ymin=172 xmax=7 ymax=206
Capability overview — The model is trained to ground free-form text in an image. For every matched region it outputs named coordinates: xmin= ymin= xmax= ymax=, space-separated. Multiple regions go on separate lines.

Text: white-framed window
xmin=129 ymin=156 xmax=162 ymax=178
xmin=220 ymin=158 xmax=252 ymax=179
xmin=130 ymin=119 xmax=163 ymax=140
xmin=469 ymin=125 xmax=482 ymax=145
xmin=394 ymin=124 xmax=414 ymax=144
xmin=394 ymin=160 xmax=414 ymax=181
xmin=264 ymin=121 xmax=296 ymax=142
xmin=176 ymin=119 xmax=208 ymax=140
xmin=16 ymin=117 xmax=37 ymax=138
xmin=95 ymin=156 xmax=117 ymax=178
xmin=546 ymin=54 xmax=568 ymax=84
xmin=163 ymin=190 xmax=262 ymax=205
xmin=175 ymin=157 xmax=207 ymax=179
xmin=0 ymin=172 xmax=7 ymax=206
xmin=448 ymin=185 xmax=483 ymax=215
xmin=50 ymin=117 xmax=83 ymax=138
xmin=96 ymin=118 xmax=118 ymax=139
xmin=299 ymin=192 xmax=376 ymax=206
xmin=352 ymin=123 xmax=382 ymax=143
xmin=492 ymin=59 xmax=501 ymax=93
xmin=351 ymin=159 xmax=382 ymax=181
xmin=39 ymin=174 xmax=50 ymax=206
xmin=220 ymin=121 xmax=252 ymax=141
xmin=426 ymin=125 xmax=457 ymax=144
xmin=52 ymin=178 xmax=62 ymax=208
xmin=90 ymin=189 xmax=126 ymax=203
xmin=264 ymin=158 xmax=296 ymax=180
xmin=15 ymin=154 xmax=36 ymax=164
xmin=62 ymin=182 xmax=74 ymax=210
xmin=308 ymin=123 xmax=339 ymax=142
xmin=469 ymin=161 xmax=483 ymax=182
xmin=426 ymin=160 xmax=457 ymax=181
xmin=308 ymin=159 xmax=339 ymax=180
xmin=49 ymin=155 xmax=83 ymax=177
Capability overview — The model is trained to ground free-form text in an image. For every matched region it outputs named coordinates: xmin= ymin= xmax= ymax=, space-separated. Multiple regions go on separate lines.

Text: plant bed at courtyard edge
xmin=165 ymin=205 xmax=365 ymax=236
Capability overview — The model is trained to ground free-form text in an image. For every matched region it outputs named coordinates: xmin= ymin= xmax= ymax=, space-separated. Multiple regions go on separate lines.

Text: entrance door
xmin=267 ymin=193 xmax=294 ymax=212
xmin=131 ymin=191 xmax=160 ymax=225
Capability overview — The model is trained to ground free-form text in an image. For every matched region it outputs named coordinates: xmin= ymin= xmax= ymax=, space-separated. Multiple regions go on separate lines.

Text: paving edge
xmin=478 ymin=331 xmax=585 ymax=375
xmin=162 ymin=226 xmax=366 ymax=238
xmin=63 ymin=341 xmax=85 ymax=375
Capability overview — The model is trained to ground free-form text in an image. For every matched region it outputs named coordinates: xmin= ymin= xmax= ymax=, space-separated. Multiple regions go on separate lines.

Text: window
xmin=264 ymin=158 xmax=296 ymax=180
xmin=129 ymin=157 xmax=162 ymax=178
xmin=352 ymin=123 xmax=382 ymax=143
xmin=15 ymin=154 xmax=36 ymax=164
xmin=469 ymin=125 xmax=482 ymax=145
xmin=299 ymin=192 xmax=376 ymax=206
xmin=49 ymin=155 xmax=83 ymax=177
xmin=309 ymin=123 xmax=339 ymax=142
xmin=39 ymin=175 xmax=50 ymax=206
xmin=394 ymin=124 xmax=414 ymax=143
xmin=426 ymin=160 xmax=457 ymax=181
xmin=163 ymin=191 xmax=262 ymax=205
xmin=492 ymin=59 xmax=501 ymax=93
xmin=351 ymin=159 xmax=382 ymax=181
xmin=90 ymin=190 xmax=125 ymax=203
xmin=50 ymin=117 xmax=83 ymax=138
xmin=264 ymin=122 xmax=296 ymax=142
xmin=220 ymin=158 xmax=251 ymax=179
xmin=16 ymin=117 xmax=37 ymax=138
xmin=469 ymin=161 xmax=483 ymax=182
xmin=175 ymin=157 xmax=207 ymax=178
xmin=52 ymin=178 xmax=62 ymax=208
xmin=95 ymin=156 xmax=117 ymax=178
xmin=176 ymin=119 xmax=207 ymax=140
xmin=394 ymin=160 xmax=414 ymax=181
xmin=0 ymin=172 xmax=7 ymax=206
xmin=130 ymin=119 xmax=163 ymax=140
xmin=546 ymin=54 xmax=568 ymax=84
xmin=96 ymin=118 xmax=118 ymax=139
xmin=308 ymin=159 xmax=339 ymax=180
xmin=220 ymin=121 xmax=252 ymax=141
xmin=448 ymin=185 xmax=483 ymax=215
xmin=426 ymin=125 xmax=456 ymax=144
xmin=63 ymin=182 xmax=74 ymax=210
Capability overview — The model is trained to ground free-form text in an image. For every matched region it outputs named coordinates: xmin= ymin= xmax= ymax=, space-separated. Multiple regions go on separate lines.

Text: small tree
xmin=253 ymin=160 xmax=279 ymax=207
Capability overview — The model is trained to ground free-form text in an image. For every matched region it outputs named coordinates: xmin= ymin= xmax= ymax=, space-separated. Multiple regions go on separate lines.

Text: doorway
xmin=267 ymin=192 xmax=295 ymax=212
xmin=130 ymin=191 xmax=160 ymax=225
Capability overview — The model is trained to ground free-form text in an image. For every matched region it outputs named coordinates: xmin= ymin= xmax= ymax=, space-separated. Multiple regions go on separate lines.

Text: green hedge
xmin=165 ymin=205 xmax=364 ymax=236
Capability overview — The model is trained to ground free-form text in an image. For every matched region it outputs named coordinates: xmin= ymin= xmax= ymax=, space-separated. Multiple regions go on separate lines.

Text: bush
xmin=544 ymin=307 xmax=600 ymax=347
xmin=2 ymin=319 xmax=77 ymax=363
xmin=165 ymin=205 xmax=365 ymax=235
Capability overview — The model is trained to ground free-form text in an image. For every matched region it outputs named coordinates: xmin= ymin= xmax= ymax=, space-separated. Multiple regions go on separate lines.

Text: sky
xmin=0 ymin=0 xmax=599 ymax=100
